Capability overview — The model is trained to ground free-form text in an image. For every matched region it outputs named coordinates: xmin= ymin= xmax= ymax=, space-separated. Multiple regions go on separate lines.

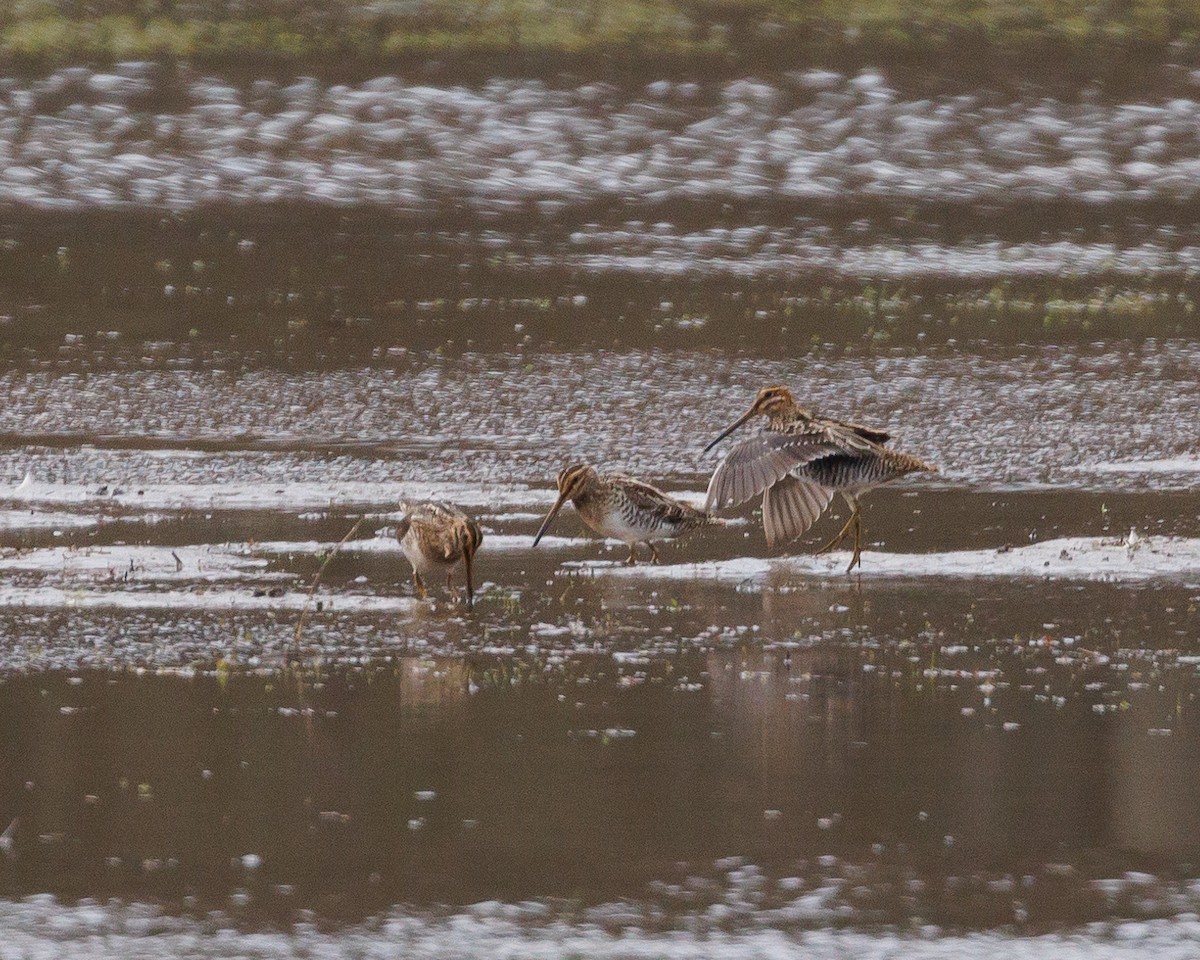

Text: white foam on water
xmin=3 ymin=478 xmax=549 ymax=513
xmin=251 ymin=533 xmax=581 ymax=556
xmin=0 ymin=543 xmax=273 ymax=581
xmin=1 ymin=898 xmax=1199 ymax=959
xmin=0 ymin=509 xmax=101 ymax=531
xmin=2 ymin=478 xmax=718 ymax=520
xmin=567 ymin=536 xmax=1200 ymax=585
xmin=0 ymin=585 xmax=416 ymax=614
xmin=0 ymin=533 xmax=585 ymax=613
xmin=1086 ymin=457 xmax=1200 ymax=475
xmin=568 ymin=555 xmax=771 ymax=582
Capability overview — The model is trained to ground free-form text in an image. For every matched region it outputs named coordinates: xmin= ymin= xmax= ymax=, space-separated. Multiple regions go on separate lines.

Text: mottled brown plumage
xmin=533 ymin=463 xmax=718 ymax=564
xmin=396 ymin=500 xmax=483 ymax=605
xmin=703 ymin=385 xmax=937 ymax=572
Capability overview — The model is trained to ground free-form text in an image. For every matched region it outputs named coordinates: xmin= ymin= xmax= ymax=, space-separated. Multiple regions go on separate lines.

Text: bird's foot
xmin=815 ymin=536 xmax=845 ymax=556
xmin=815 ymin=518 xmax=854 ymax=555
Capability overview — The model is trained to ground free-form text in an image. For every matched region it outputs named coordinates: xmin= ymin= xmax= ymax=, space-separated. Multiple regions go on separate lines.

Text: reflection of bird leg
xmin=648 ymin=542 xmax=662 ymax=564
xmin=0 ymin=818 xmax=17 ymax=860
xmin=846 ymin=503 xmax=864 ymax=574
xmin=625 ymin=543 xmax=639 ymax=565
xmin=815 ymin=511 xmax=855 ymax=555
xmin=413 ymin=571 xmax=428 ymax=599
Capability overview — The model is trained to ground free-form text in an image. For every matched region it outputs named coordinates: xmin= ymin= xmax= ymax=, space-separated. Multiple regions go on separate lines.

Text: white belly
xmin=400 ymin=533 xmax=454 ymax=577
xmin=589 ymin=512 xmax=673 ymax=545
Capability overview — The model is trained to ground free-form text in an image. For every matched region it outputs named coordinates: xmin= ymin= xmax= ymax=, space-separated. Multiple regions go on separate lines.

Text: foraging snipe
xmin=533 ymin=463 xmax=718 ymax=564
xmin=396 ymin=501 xmax=483 ymax=606
xmin=704 ymin=385 xmax=936 ymax=572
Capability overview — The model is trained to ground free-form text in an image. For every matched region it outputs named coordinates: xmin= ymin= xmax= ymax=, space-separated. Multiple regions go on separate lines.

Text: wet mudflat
xmin=2 ymin=340 xmax=1200 ymax=489
xmin=0 ymin=315 xmax=1198 ymax=959
xmin=0 ymin=189 xmax=1198 ymax=958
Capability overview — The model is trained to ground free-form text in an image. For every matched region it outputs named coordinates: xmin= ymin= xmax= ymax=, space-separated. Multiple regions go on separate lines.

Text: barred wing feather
xmin=762 ymin=475 xmax=834 ymax=548
xmin=612 ymin=475 xmax=709 ymax=523
xmin=398 ymin=500 xmax=470 ymax=525
xmin=705 ymin=429 xmax=843 ymax=510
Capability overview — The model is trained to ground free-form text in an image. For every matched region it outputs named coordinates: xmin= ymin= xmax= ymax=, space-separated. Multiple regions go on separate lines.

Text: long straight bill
xmin=532 ymin=494 xmax=569 ymax=546
xmin=702 ymin=408 xmax=757 ymax=454
xmin=463 ymin=548 xmax=475 ymax=608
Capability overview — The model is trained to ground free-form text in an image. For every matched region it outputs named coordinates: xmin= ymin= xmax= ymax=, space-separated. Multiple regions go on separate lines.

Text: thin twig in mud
xmin=293 ymin=517 xmax=364 ymax=647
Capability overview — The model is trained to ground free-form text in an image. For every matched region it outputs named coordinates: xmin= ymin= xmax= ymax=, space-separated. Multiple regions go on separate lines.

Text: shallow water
xmin=2 ymin=160 xmax=1200 ymax=954
xmin=0 ymin=315 xmax=1198 ymax=950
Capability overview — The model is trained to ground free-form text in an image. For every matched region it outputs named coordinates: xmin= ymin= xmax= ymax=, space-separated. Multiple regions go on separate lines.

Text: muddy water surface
xmin=0 ymin=275 xmax=1199 ymax=956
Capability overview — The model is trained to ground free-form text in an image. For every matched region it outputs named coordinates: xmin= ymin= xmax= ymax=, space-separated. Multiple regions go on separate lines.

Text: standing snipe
xmin=533 ymin=463 xmax=718 ymax=564
xmin=703 ymin=385 xmax=936 ymax=572
xmin=397 ymin=500 xmax=483 ymax=606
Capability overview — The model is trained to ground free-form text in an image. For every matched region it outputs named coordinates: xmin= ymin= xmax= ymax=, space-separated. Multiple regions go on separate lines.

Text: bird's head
xmin=749 ymin=385 xmax=796 ymax=417
xmin=555 ymin=462 xmax=596 ymax=499
xmin=455 ymin=517 xmax=483 ymax=607
xmin=533 ymin=463 xmax=596 ymax=547
xmin=703 ymin=385 xmax=797 ymax=453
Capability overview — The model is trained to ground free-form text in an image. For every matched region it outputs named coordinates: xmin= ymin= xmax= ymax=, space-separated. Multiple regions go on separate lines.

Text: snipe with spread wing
xmin=703 ymin=386 xmax=936 ymax=572
xmin=533 ymin=463 xmax=718 ymax=564
xmin=396 ymin=500 xmax=483 ymax=605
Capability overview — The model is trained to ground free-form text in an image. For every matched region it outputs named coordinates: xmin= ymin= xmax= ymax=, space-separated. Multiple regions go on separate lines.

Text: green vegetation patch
xmin=2 ymin=0 xmax=1200 ymax=73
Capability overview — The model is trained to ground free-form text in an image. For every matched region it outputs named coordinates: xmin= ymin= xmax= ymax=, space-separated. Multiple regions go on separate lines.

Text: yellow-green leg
xmin=846 ymin=509 xmax=864 ymax=574
xmin=816 ymin=510 xmax=856 ymax=555
xmin=412 ymin=571 xmax=428 ymax=599
xmin=648 ymin=542 xmax=662 ymax=565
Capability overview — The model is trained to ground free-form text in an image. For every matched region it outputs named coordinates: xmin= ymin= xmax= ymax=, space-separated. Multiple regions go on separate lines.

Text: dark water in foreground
xmin=0 ymin=644 xmax=1197 ymax=928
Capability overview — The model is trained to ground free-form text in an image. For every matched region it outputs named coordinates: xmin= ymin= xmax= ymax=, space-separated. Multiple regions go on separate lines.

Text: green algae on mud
xmin=2 ymin=0 xmax=1199 ymax=85
xmin=2 ymin=213 xmax=1199 ymax=354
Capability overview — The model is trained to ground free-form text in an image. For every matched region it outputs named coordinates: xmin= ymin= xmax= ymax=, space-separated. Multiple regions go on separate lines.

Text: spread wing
xmin=705 ymin=418 xmax=884 ymax=511
xmin=705 ymin=427 xmax=839 ymax=510
xmin=610 ymin=475 xmax=710 ymax=523
xmin=762 ymin=475 xmax=834 ymax=548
